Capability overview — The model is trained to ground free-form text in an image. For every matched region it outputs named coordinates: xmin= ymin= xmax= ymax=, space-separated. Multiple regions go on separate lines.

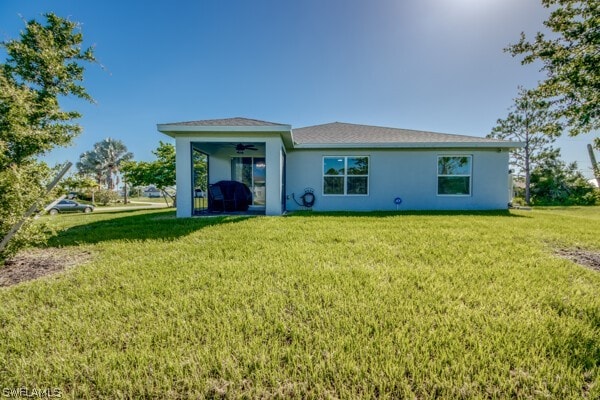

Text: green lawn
xmin=1 ymin=208 xmax=599 ymax=398
xmin=127 ymin=196 xmax=170 ymax=204
xmin=93 ymin=196 xmax=169 ymax=208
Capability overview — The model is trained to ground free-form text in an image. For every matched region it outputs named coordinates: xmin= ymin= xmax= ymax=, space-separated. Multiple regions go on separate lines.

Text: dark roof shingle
xmin=292 ymin=122 xmax=505 ymax=145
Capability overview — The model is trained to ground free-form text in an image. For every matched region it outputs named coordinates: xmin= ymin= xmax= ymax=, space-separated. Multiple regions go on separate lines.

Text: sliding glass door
xmin=231 ymin=157 xmax=266 ymax=206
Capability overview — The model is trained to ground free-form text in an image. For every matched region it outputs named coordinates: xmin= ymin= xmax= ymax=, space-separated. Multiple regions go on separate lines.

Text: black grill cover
xmin=213 ymin=180 xmax=252 ymax=211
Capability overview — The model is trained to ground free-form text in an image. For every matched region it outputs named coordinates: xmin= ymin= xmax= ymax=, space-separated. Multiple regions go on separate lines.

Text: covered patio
xmin=157 ymin=118 xmax=292 ymax=217
xmin=191 ymin=141 xmax=267 ymax=215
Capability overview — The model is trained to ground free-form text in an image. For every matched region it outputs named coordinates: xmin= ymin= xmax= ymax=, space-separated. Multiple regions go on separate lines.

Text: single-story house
xmin=143 ymin=186 xmax=162 ymax=198
xmin=157 ymin=117 xmax=522 ymax=217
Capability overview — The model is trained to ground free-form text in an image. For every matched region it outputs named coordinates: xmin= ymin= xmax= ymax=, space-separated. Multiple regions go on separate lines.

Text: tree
xmin=192 ymin=150 xmax=208 ymax=193
xmin=507 ymin=0 xmax=600 ymax=141
xmin=76 ymin=138 xmax=133 ymax=190
xmin=488 ymin=87 xmax=562 ymax=205
xmin=94 ymin=189 xmax=119 ymax=206
xmin=58 ymin=174 xmax=98 ymax=202
xmin=1 ymin=14 xmax=95 ymax=169
xmin=529 ymin=151 xmax=599 ymax=205
xmin=122 ymin=141 xmax=177 ymax=206
xmin=0 ymin=13 xmax=95 ymax=261
xmin=60 ymin=175 xmax=97 ymax=192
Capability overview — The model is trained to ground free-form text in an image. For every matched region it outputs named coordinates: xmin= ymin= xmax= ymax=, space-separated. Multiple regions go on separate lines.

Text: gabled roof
xmin=159 ymin=117 xmax=288 ymax=127
xmin=157 ymin=118 xmax=292 ymax=144
xmin=292 ymin=122 xmax=514 ymax=148
xmin=157 ymin=118 xmax=522 ymax=149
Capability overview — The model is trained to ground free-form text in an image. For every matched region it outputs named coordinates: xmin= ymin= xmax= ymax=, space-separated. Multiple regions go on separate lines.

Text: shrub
xmin=0 ymin=163 xmax=54 ymax=262
xmin=511 ymin=196 xmax=526 ymax=206
xmin=530 ymin=156 xmax=599 ymax=206
xmin=95 ymin=189 xmax=118 ymax=206
xmin=78 ymin=191 xmax=94 ymax=202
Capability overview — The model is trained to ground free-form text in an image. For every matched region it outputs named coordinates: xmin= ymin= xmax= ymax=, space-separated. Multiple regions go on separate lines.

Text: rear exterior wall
xmin=285 ymin=148 xmax=510 ymax=211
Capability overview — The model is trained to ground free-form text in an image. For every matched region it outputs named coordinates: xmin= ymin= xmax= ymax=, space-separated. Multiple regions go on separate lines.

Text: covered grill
xmin=208 ymin=180 xmax=253 ymax=212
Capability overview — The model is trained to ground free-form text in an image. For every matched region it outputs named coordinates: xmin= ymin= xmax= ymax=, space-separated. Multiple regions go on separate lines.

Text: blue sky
xmin=1 ymin=0 xmax=598 ymax=178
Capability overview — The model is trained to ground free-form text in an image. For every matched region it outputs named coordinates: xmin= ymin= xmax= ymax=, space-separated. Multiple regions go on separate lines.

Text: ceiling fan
xmin=233 ymin=143 xmax=258 ymax=154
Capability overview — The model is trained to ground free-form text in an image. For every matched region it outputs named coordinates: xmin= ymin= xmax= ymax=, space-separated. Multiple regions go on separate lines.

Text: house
xmin=143 ymin=186 xmax=162 ymax=198
xmin=157 ymin=118 xmax=523 ymax=217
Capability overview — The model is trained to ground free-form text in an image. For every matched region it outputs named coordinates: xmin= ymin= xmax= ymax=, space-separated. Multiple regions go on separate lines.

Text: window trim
xmin=436 ymin=155 xmax=472 ymax=197
xmin=322 ymin=155 xmax=370 ymax=196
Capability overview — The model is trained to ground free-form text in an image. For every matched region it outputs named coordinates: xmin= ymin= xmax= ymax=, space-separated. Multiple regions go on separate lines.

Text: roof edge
xmin=157 ymin=124 xmax=292 ymax=136
xmin=293 ymin=141 xmax=525 ymax=149
xmin=160 ymin=116 xmax=289 ymax=126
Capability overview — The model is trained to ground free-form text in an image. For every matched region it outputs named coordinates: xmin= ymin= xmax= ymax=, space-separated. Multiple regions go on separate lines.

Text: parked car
xmin=49 ymin=199 xmax=94 ymax=215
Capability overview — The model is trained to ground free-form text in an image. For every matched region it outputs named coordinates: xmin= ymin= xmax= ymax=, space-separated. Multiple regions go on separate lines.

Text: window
xmin=437 ymin=156 xmax=472 ymax=196
xmin=323 ymin=156 xmax=369 ymax=195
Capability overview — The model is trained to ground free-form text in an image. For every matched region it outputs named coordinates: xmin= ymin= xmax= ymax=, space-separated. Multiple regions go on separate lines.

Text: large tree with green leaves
xmin=76 ymin=138 xmax=133 ymax=190
xmin=121 ymin=141 xmax=178 ymax=205
xmin=488 ymin=87 xmax=562 ymax=205
xmin=123 ymin=142 xmax=208 ymax=207
xmin=0 ymin=13 xmax=95 ymax=261
xmin=507 ymin=0 xmax=599 ymax=142
xmin=1 ymin=13 xmax=95 ymax=168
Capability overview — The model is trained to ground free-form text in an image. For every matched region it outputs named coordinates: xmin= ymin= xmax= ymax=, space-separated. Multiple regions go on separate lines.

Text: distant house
xmin=157 ymin=118 xmax=523 ymax=217
xmin=143 ymin=186 xmax=162 ymax=198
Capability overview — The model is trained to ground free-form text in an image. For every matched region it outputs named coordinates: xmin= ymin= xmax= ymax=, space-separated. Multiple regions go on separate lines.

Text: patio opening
xmin=191 ymin=142 xmax=267 ymax=216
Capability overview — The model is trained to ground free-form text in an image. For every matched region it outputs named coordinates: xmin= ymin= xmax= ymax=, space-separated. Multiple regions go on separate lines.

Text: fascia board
xmin=157 ymin=124 xmax=291 ymax=133
xmin=292 ymin=141 xmax=525 ymax=149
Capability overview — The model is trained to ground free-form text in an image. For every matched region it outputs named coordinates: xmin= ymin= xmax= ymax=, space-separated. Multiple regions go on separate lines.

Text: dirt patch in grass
xmin=555 ymin=248 xmax=600 ymax=272
xmin=0 ymin=248 xmax=92 ymax=287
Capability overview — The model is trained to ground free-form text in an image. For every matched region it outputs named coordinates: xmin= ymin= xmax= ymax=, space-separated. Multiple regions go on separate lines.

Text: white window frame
xmin=322 ymin=156 xmax=370 ymax=196
xmin=437 ymin=155 xmax=472 ymax=197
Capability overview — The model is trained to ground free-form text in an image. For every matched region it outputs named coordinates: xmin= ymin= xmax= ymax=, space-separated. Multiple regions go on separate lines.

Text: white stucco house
xmin=157 ymin=117 xmax=522 ymax=217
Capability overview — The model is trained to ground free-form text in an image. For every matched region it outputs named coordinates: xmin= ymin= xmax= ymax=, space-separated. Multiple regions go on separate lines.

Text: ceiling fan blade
xmin=233 ymin=143 xmax=258 ymax=153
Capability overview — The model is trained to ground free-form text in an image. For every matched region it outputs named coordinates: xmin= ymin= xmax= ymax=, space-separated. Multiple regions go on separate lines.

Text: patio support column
xmin=265 ymin=138 xmax=282 ymax=215
xmin=175 ymin=138 xmax=192 ymax=217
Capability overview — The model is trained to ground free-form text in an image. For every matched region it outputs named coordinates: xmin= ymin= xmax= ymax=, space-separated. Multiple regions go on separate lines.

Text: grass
xmin=126 ymin=196 xmax=170 ymax=204
xmin=88 ymin=197 xmax=170 ymax=212
xmin=0 ymin=207 xmax=599 ymax=398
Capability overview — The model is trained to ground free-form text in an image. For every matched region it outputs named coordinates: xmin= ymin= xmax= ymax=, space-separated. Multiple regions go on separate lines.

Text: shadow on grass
xmin=285 ymin=209 xmax=528 ymax=218
xmin=46 ymin=209 xmax=255 ymax=247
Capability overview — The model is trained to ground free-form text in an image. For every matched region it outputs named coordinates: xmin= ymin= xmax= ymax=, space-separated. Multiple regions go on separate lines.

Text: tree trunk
xmin=524 ymin=113 xmax=531 ymax=206
xmin=123 ymin=175 xmax=128 ymax=204
xmin=587 ymin=144 xmax=600 ymax=188
xmin=107 ymin=170 xmax=113 ymax=190
xmin=160 ymin=189 xmax=176 ymax=208
xmin=525 ymin=154 xmax=531 ymax=206
xmin=161 ymin=189 xmax=170 ymax=207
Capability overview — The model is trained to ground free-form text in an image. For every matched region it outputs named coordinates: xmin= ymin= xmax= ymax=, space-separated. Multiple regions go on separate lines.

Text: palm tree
xmin=76 ymin=138 xmax=133 ymax=190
